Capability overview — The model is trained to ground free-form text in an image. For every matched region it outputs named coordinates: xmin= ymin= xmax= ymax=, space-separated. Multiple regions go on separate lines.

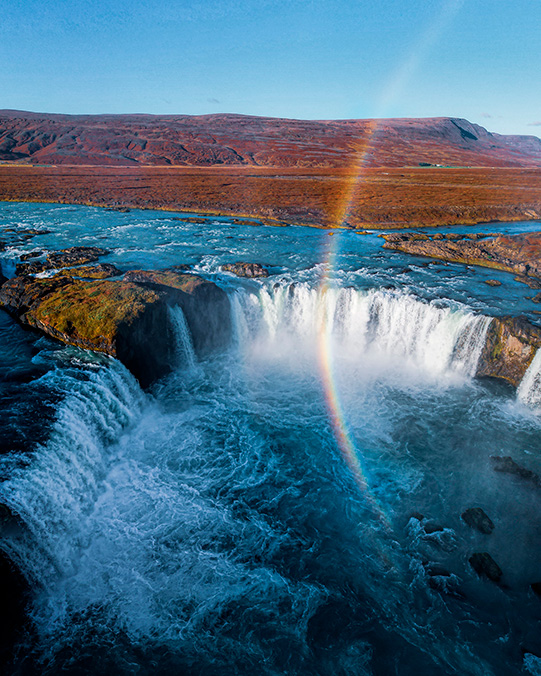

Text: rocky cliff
xmin=477 ymin=316 xmax=541 ymax=386
xmin=0 ymin=263 xmax=231 ymax=387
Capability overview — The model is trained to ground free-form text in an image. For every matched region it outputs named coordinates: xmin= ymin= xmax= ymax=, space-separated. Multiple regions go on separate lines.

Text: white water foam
xmin=168 ymin=304 xmax=196 ymax=370
xmin=517 ymin=348 xmax=541 ymax=410
xmin=232 ymin=283 xmax=491 ymax=380
xmin=0 ymin=358 xmax=145 ymax=587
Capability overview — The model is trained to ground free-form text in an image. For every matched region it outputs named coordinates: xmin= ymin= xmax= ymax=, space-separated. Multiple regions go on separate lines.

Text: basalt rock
xmin=0 ymin=550 xmax=29 ymax=670
xmin=490 ymin=456 xmax=541 ymax=488
xmin=221 ymin=262 xmax=269 ymax=278
xmin=383 ymin=231 xmax=541 ymax=280
xmin=461 ymin=507 xmax=495 ymax=534
xmin=469 ymin=552 xmax=503 ymax=582
xmin=54 ymin=263 xmax=122 ymax=279
xmin=16 ymin=246 xmax=110 ymax=276
xmin=0 ymin=275 xmax=172 ymax=386
xmin=15 ymin=260 xmax=48 ymax=275
xmin=124 ymin=269 xmax=231 ymax=355
xmin=0 ymin=270 xmax=230 ymax=386
xmin=476 ymin=316 xmax=541 ymax=387
xmin=19 ymin=250 xmax=44 ymax=261
xmin=47 ymin=246 xmax=109 ymax=268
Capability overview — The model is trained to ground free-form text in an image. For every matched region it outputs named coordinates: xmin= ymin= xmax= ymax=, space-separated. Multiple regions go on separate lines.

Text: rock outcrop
xmin=491 ymin=456 xmax=541 ymax=488
xmin=382 ymin=232 xmax=541 ymax=280
xmin=0 ymin=269 xmax=231 ymax=386
xmin=123 ymin=270 xmax=231 ymax=355
xmin=461 ymin=508 xmax=495 ymax=534
xmin=469 ymin=552 xmax=503 ymax=582
xmin=16 ymin=246 xmax=109 ymax=275
xmin=476 ymin=316 xmax=541 ymax=387
xmin=221 ymin=262 xmax=269 ymax=278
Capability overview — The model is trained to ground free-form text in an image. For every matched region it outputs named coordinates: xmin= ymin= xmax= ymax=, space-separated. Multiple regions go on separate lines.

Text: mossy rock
xmin=124 ymin=269 xmax=232 ymax=355
xmin=476 ymin=316 xmax=541 ymax=387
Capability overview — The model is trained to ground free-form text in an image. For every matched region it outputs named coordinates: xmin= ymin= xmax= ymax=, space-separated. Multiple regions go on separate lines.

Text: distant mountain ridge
xmin=1 ymin=110 xmax=540 ymax=168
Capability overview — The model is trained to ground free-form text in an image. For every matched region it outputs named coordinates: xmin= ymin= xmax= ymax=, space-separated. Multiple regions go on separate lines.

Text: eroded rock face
xmin=0 ymin=275 xmax=171 ymax=386
xmin=0 ymin=269 xmax=231 ymax=386
xmin=476 ymin=316 xmax=541 ymax=387
xmin=124 ymin=269 xmax=232 ymax=355
xmin=221 ymin=262 xmax=269 ymax=278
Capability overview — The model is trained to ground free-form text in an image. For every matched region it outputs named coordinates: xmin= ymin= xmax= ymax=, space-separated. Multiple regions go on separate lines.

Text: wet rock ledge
xmin=0 ymin=253 xmax=231 ymax=387
xmin=477 ymin=315 xmax=541 ymax=386
xmin=382 ymin=231 xmax=541 ymax=281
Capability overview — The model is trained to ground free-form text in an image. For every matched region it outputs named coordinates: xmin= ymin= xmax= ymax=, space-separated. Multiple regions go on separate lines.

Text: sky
xmin=1 ymin=0 xmax=540 ymax=136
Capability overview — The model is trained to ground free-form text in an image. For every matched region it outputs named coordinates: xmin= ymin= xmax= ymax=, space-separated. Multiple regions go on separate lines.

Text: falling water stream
xmin=1 ymin=203 xmax=541 ymax=675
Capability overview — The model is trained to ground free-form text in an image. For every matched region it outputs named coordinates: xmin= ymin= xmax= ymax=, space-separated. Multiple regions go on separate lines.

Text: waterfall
xmin=0 ymin=359 xmax=145 ymax=587
xmin=517 ymin=348 xmax=541 ymax=410
xmin=232 ymin=283 xmax=491 ymax=378
xmin=168 ymin=304 xmax=196 ymax=370
xmin=451 ymin=314 xmax=493 ymax=377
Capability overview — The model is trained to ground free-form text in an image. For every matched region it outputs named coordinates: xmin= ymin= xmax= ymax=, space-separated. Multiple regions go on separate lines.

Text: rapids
xmin=1 ymin=202 xmax=541 ymax=675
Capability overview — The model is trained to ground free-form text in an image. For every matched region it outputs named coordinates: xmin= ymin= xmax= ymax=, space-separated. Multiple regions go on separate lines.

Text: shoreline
xmin=1 ymin=195 xmax=540 ymax=232
xmin=0 ymin=165 xmax=540 ymax=230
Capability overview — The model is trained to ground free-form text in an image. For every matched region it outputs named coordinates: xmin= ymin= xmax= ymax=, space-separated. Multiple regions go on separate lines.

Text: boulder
xmin=530 ymin=582 xmax=541 ymax=597
xmin=484 ymin=279 xmax=501 ymax=287
xmin=15 ymin=261 xmax=48 ymax=275
xmin=47 ymin=246 xmax=109 ymax=268
xmin=16 ymin=246 xmax=109 ymax=275
xmin=476 ymin=316 xmax=541 ymax=387
xmin=469 ymin=552 xmax=502 ymax=582
xmin=221 ymin=262 xmax=269 ymax=278
xmin=461 ymin=507 xmax=494 ymax=534
xmin=490 ymin=456 xmax=541 ymax=488
xmin=19 ymin=250 xmax=44 ymax=261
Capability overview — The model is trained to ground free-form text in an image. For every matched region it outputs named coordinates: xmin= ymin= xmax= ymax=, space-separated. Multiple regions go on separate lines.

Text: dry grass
xmin=0 ymin=165 xmax=540 ymax=229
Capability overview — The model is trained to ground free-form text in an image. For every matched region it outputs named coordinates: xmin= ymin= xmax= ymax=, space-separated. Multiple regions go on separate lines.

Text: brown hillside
xmin=1 ymin=111 xmax=540 ymax=168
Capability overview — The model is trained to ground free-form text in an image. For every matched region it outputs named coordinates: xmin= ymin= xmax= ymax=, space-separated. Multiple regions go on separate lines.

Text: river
xmin=1 ymin=202 xmax=541 ymax=675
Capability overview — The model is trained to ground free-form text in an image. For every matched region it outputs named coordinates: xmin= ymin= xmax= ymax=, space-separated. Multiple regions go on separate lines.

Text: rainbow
xmin=317 ymin=236 xmax=391 ymax=531
xmin=317 ymin=0 xmax=464 ymax=521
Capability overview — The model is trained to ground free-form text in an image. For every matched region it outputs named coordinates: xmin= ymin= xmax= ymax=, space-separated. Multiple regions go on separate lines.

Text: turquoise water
xmin=1 ymin=202 xmax=541 ymax=675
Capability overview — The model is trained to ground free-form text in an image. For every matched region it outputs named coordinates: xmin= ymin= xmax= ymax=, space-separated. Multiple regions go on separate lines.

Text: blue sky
xmin=1 ymin=0 xmax=539 ymax=136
